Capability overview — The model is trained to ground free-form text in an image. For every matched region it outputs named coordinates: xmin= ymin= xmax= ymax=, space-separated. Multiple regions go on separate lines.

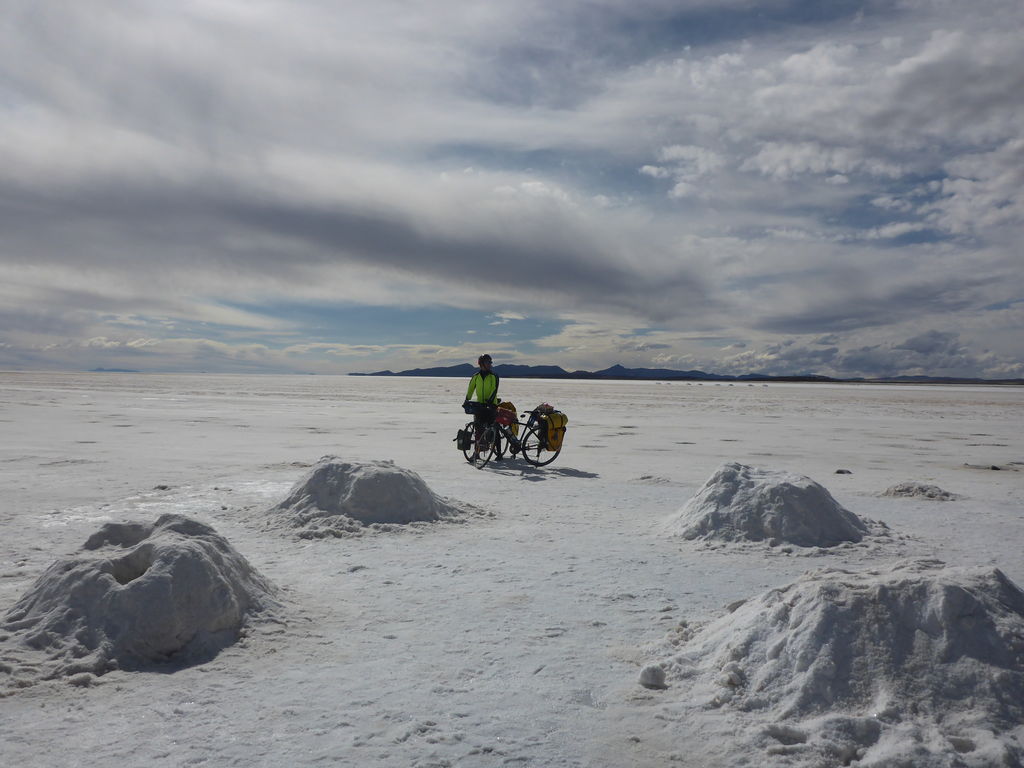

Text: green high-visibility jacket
xmin=466 ymin=371 xmax=499 ymax=404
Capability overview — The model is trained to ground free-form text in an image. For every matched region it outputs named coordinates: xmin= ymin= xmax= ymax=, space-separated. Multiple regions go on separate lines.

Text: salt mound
xmin=269 ymin=456 xmax=477 ymax=538
xmin=883 ymin=481 xmax=960 ymax=500
xmin=662 ymin=462 xmax=869 ymax=547
xmin=651 ymin=560 xmax=1024 ymax=765
xmin=1 ymin=514 xmax=278 ymax=683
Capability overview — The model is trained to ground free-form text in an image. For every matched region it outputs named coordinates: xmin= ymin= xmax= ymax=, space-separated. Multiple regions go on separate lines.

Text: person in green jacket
xmin=463 ymin=354 xmax=501 ymax=452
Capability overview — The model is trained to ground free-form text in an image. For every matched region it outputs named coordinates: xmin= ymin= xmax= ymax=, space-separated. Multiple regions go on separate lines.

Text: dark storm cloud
xmin=834 ymin=332 xmax=982 ymax=378
xmin=216 ymin=196 xmax=710 ymax=320
xmin=756 ymin=275 xmax=998 ymax=335
xmin=0 ymin=166 xmax=712 ymax=323
xmin=895 ymin=330 xmax=962 ymax=356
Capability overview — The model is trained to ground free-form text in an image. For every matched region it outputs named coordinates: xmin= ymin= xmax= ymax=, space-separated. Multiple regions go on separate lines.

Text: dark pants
xmin=472 ymin=403 xmax=496 ymax=429
xmin=471 ymin=403 xmax=498 ymax=449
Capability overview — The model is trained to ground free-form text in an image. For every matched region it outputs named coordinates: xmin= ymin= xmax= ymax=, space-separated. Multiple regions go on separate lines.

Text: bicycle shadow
xmin=489 ymin=461 xmax=599 ymax=481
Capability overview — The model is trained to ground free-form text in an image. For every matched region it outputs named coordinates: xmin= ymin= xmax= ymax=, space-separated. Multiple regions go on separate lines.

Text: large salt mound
xmin=650 ymin=560 xmax=1024 ymax=765
xmin=1 ymin=514 xmax=278 ymax=684
xmin=269 ymin=456 xmax=478 ymax=538
xmin=662 ymin=462 xmax=869 ymax=547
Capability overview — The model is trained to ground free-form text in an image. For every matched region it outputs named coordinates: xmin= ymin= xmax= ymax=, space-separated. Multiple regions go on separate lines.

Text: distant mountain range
xmin=350 ymin=363 xmax=1024 ymax=385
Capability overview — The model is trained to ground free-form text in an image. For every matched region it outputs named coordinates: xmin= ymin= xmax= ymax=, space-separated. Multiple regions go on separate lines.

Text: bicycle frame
xmin=462 ymin=410 xmax=563 ymax=468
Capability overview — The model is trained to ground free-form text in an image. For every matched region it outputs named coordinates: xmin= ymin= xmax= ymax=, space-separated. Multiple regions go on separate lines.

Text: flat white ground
xmin=1 ymin=373 xmax=1022 ymax=767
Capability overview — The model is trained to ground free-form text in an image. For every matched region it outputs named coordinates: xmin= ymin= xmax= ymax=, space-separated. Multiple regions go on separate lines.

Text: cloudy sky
xmin=2 ymin=0 xmax=1022 ymax=378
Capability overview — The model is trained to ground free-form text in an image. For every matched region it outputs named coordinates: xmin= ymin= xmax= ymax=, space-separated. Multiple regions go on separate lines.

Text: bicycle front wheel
xmin=465 ymin=423 xmax=498 ymax=469
xmin=519 ymin=425 xmax=560 ymax=466
xmin=461 ymin=421 xmax=480 ymax=464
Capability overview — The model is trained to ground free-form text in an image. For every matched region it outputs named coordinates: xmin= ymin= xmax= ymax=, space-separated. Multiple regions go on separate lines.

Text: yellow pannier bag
xmin=545 ymin=412 xmax=568 ymax=451
xmin=497 ymin=401 xmax=519 ymax=437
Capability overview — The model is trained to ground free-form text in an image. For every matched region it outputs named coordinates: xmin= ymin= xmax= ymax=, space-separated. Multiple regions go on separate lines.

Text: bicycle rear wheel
xmin=464 ymin=423 xmax=497 ymax=469
xmin=519 ymin=424 xmax=560 ymax=466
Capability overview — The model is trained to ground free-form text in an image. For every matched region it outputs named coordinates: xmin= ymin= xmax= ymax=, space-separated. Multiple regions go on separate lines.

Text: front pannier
xmin=454 ymin=427 xmax=473 ymax=451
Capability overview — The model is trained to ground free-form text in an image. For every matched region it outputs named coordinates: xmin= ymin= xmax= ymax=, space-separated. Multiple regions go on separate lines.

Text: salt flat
xmin=1 ymin=373 xmax=1022 ymax=767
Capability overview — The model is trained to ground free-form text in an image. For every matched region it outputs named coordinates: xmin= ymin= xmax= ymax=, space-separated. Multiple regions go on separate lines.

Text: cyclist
xmin=463 ymin=354 xmax=501 ymax=454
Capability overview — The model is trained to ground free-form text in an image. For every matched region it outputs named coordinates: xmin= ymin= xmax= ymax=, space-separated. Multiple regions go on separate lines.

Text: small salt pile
xmin=662 ymin=462 xmax=869 ymax=547
xmin=269 ymin=456 xmax=477 ymax=537
xmin=883 ymin=481 xmax=960 ymax=500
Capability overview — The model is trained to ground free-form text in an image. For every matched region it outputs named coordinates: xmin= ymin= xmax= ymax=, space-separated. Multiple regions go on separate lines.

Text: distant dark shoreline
xmin=0 ymin=368 xmax=1016 ymax=386
xmin=350 ymin=363 xmax=1024 ymax=386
